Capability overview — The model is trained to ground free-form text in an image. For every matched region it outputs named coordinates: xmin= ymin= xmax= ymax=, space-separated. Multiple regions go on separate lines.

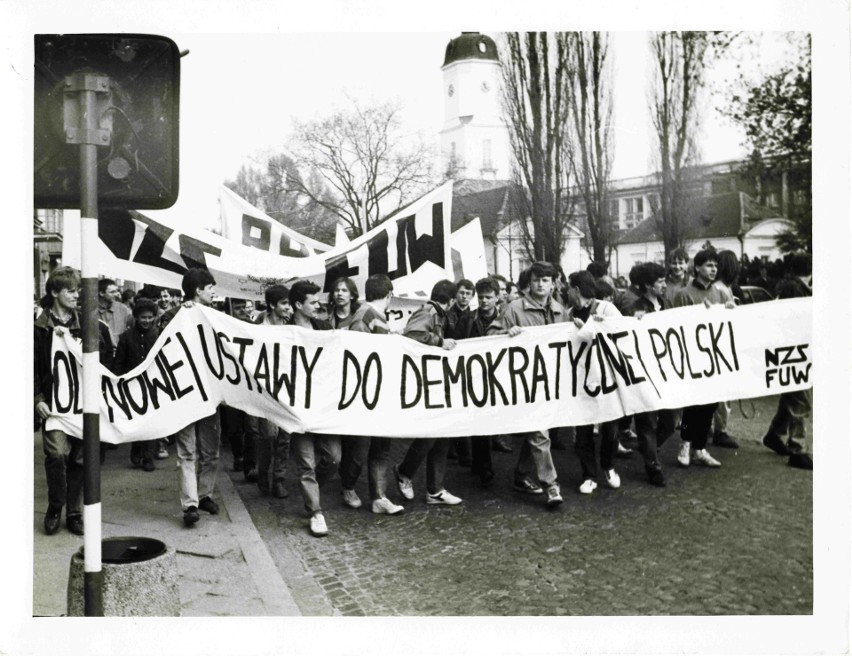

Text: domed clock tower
xmin=440 ymin=32 xmax=511 ymax=180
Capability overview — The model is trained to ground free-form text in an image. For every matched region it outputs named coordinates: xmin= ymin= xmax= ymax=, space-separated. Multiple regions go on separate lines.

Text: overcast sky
xmin=144 ymin=30 xmax=789 ymax=232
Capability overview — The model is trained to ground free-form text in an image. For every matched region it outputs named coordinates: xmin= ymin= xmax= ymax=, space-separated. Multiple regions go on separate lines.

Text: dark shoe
xmin=788 ymin=452 xmax=813 ymax=470
xmin=272 ymin=479 xmax=288 ymax=499
xmin=479 ymin=470 xmax=495 ymax=487
xmin=787 ymin=439 xmax=804 ymax=454
xmin=513 ymin=478 xmax=544 ymax=495
xmin=763 ymin=432 xmax=793 ymax=456
xmin=67 ymin=515 xmax=84 ymax=536
xmin=257 ymin=477 xmax=270 ymax=495
xmin=492 ymin=438 xmax=513 ymax=453
xmin=183 ymin=506 xmax=200 ymax=527
xmin=199 ymin=496 xmax=219 ymax=515
xmin=245 ymin=467 xmax=259 ymax=483
xmin=142 ymin=458 xmax=155 ymax=472
xmin=646 ymin=466 xmax=667 ymax=488
xmin=43 ymin=508 xmax=61 ymax=535
xmin=712 ymin=431 xmax=739 ymax=449
xmin=130 ymin=444 xmax=142 ymax=466
xmin=233 ymin=457 xmax=244 ymax=472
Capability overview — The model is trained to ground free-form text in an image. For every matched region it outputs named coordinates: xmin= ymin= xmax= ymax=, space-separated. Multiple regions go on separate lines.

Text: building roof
xmin=451 ymin=179 xmax=529 ymax=236
xmin=617 ymin=192 xmax=780 ymax=245
xmin=443 ymin=33 xmax=499 ymax=67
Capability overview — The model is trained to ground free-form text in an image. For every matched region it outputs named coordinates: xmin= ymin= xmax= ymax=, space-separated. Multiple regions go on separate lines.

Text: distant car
xmin=737 ymin=285 xmax=774 ymax=304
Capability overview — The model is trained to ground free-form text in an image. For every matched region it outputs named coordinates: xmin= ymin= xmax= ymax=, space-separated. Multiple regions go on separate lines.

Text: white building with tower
xmin=439 ymin=33 xmax=512 ymax=181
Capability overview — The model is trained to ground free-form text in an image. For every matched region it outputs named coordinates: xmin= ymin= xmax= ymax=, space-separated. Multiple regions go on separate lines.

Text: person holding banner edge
xmin=160 ymin=268 xmax=224 ymax=528
xmin=487 ymin=261 xmax=565 ymax=509
xmin=287 ymin=280 xmax=341 ymax=537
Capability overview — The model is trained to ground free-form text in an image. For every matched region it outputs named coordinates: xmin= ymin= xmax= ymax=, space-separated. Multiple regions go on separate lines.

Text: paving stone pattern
xmin=234 ymin=395 xmax=813 ymax=616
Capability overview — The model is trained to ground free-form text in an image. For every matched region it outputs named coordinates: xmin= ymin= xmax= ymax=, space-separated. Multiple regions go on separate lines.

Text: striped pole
xmin=77 ymin=81 xmax=104 ymax=616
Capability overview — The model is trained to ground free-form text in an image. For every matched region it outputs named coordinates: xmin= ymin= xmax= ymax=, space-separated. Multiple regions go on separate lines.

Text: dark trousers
xmin=634 ymin=409 xmax=676 ymax=469
xmin=130 ymin=439 xmax=158 ymax=461
xmin=399 ymin=438 xmax=450 ymax=495
xmin=220 ymin=406 xmax=255 ymax=470
xmin=340 ymin=435 xmax=392 ymax=500
xmin=42 ymin=430 xmax=84 ymax=517
xmin=574 ymin=420 xmax=619 ymax=481
xmin=768 ymin=390 xmax=812 ymax=443
xmin=470 ymin=437 xmax=493 ymax=476
xmin=681 ymin=403 xmax=718 ymax=450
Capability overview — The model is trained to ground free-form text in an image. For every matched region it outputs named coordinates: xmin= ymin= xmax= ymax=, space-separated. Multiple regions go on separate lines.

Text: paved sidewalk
xmin=32 ymin=431 xmax=300 ymax=617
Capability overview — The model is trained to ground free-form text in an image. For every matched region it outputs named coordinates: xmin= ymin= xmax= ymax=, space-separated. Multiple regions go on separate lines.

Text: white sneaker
xmin=677 ymin=441 xmax=691 ymax=467
xmin=692 ymin=449 xmax=721 ymax=468
xmin=426 ymin=489 xmax=462 ymax=505
xmin=393 ymin=465 xmax=414 ymax=500
xmin=309 ymin=513 xmax=328 ymax=537
xmin=604 ymin=469 xmax=621 ymax=489
xmin=156 ymin=443 xmax=169 ymax=460
xmin=342 ymin=488 xmax=362 ymax=509
xmin=372 ymin=497 xmax=404 ymax=515
xmin=579 ymin=479 xmax=598 ymax=495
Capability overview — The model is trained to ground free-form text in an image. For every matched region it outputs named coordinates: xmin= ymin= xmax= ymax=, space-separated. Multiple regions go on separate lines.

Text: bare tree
xmin=648 ymin=31 xmax=709 ymax=261
xmin=566 ymin=31 xmax=616 ymax=265
xmin=287 ymin=99 xmax=436 ymax=237
xmin=499 ymin=32 xmax=575 ymax=264
xmin=224 ymin=153 xmax=339 ymax=244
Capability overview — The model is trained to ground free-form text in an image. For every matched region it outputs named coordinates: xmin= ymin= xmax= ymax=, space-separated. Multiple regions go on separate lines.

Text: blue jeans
xmin=292 ymin=433 xmax=341 ymax=514
xmin=514 ymin=430 xmax=558 ymax=486
xmin=42 ymin=429 xmax=83 ymax=517
xmin=175 ymin=412 xmax=221 ymax=511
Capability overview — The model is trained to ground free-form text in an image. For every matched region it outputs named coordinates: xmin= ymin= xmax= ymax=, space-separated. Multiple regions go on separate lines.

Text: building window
xmin=607 ymin=199 xmax=619 ymax=225
xmin=624 ymin=197 xmax=644 ymax=229
xmin=482 ymin=139 xmax=492 ymax=170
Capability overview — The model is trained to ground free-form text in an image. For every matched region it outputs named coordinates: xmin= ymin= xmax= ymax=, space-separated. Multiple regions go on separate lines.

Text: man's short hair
xmin=132 ymin=297 xmax=158 ymax=318
xmin=289 ymin=280 xmax=321 ymax=309
xmin=46 ymin=266 xmax=80 ymax=297
xmin=586 ymin=261 xmax=608 ymax=279
xmin=789 ymin=253 xmax=812 ymax=277
xmin=365 ymin=274 xmax=393 ymax=302
xmin=181 ymin=268 xmax=216 ymax=299
xmin=634 ymin=262 xmax=667 ymax=291
xmin=668 ymin=247 xmax=690 ymax=264
xmin=490 ymin=273 xmax=508 ymax=286
xmin=430 ymin=279 xmax=458 ymax=305
xmin=456 ymin=278 xmax=474 ymax=292
xmin=516 ymin=268 xmax=531 ymax=291
xmin=594 ymin=278 xmax=614 ymax=300
xmin=264 ymin=284 xmax=290 ymax=309
xmin=475 ymin=277 xmax=500 ymax=296
xmin=98 ymin=278 xmax=117 ymax=295
xmin=628 ymin=263 xmax=645 ymax=286
xmin=529 ymin=261 xmax=557 ymax=280
xmin=568 ymin=270 xmax=597 ymax=299
xmin=693 ymin=249 xmax=719 ymax=268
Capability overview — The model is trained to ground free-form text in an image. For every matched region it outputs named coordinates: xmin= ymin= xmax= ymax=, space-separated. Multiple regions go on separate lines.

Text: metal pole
xmin=78 ymin=86 xmax=104 ymax=617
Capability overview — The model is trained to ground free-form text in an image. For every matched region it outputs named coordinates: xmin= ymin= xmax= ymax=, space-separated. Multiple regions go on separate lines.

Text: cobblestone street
xmin=231 ymin=395 xmax=813 ymax=616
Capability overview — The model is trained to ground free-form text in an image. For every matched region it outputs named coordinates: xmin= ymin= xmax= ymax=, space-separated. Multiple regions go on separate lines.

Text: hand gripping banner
xmin=45 ymin=298 xmax=812 ymax=443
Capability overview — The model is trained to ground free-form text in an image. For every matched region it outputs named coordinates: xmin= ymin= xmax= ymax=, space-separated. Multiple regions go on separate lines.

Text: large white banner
xmin=45 ymin=298 xmax=813 ymax=443
xmin=63 ymin=182 xmax=453 ymax=299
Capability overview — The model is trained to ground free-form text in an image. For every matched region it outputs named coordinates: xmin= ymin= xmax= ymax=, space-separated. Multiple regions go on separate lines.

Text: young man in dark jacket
xmin=113 ymin=298 xmax=161 ymax=472
xmin=35 ymin=267 xmax=114 ymax=536
xmin=763 ymin=254 xmax=813 ymax=470
xmin=626 ymin=263 xmax=676 ymax=486
xmin=393 ymin=279 xmax=464 ymax=506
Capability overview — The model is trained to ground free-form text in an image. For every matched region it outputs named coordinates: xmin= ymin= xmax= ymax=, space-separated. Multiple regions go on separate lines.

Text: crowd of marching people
xmin=34 ymin=248 xmax=813 ymax=538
